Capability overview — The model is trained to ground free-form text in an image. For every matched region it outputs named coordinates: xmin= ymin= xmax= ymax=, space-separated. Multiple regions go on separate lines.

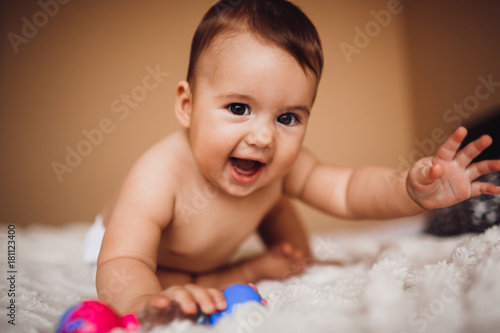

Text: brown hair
xmin=186 ymin=0 xmax=323 ymax=90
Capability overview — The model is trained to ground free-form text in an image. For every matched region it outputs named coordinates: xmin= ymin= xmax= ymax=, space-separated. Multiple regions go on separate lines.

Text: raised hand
xmin=407 ymin=126 xmax=500 ymax=209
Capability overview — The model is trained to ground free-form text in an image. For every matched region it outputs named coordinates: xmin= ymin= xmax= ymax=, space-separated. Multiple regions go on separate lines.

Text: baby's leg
xmin=193 ymin=242 xmax=305 ymax=289
xmin=156 ymin=269 xmax=193 ymax=289
xmin=239 ymin=242 xmax=306 ymax=281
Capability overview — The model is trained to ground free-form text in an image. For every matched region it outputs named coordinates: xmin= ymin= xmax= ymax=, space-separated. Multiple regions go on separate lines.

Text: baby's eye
xmin=227 ymin=103 xmax=250 ymax=116
xmin=277 ymin=113 xmax=299 ymax=126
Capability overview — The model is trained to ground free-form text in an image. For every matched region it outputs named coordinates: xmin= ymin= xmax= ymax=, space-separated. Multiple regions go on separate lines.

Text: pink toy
xmin=56 ymin=300 xmax=139 ymax=333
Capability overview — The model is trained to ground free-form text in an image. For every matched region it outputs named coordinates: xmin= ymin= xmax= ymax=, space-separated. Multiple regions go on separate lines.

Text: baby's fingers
xmin=163 ymin=286 xmax=198 ymax=314
xmin=467 ymin=160 xmax=500 ymax=181
xmin=412 ymin=160 xmax=442 ymax=184
xmin=146 ymin=294 xmax=172 ymax=310
xmin=207 ymin=288 xmax=227 ymax=311
xmin=142 ymin=295 xmax=186 ymax=327
xmin=470 ymin=181 xmax=500 ymax=197
xmin=185 ymin=284 xmax=225 ymax=314
xmin=455 ymin=134 xmax=493 ymax=167
xmin=435 ymin=127 xmax=468 ymax=161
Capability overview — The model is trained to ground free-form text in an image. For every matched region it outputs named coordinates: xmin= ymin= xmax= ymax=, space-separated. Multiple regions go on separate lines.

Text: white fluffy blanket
xmin=2 ymin=219 xmax=500 ymax=333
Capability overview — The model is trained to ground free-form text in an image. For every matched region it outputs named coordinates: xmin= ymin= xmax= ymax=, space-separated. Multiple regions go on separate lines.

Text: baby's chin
xmin=203 ymin=174 xmax=265 ymax=198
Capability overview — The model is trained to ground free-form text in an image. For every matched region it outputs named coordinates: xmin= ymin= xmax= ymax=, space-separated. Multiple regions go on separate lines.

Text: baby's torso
xmin=142 ymin=130 xmax=283 ymax=273
xmin=157 ymin=179 xmax=281 ymax=273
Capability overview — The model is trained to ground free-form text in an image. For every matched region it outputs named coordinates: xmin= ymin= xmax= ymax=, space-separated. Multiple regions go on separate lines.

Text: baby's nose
xmin=246 ymin=126 xmax=274 ymax=149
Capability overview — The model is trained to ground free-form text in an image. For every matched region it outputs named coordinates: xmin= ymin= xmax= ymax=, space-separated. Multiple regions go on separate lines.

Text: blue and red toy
xmin=56 ymin=283 xmax=266 ymax=332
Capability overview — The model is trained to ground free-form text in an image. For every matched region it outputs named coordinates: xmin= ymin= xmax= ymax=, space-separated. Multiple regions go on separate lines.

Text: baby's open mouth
xmin=230 ymin=157 xmax=264 ymax=176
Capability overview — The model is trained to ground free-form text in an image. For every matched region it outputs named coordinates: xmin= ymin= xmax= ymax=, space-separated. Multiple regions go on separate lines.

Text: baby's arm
xmin=96 ymin=151 xmax=225 ymax=316
xmin=284 ymin=149 xmax=422 ymax=219
xmin=96 ymin=154 xmax=173 ymax=314
xmin=285 ymin=127 xmax=500 ymax=219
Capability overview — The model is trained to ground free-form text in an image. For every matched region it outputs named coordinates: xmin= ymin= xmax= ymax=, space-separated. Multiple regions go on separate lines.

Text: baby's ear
xmin=175 ymin=81 xmax=192 ymax=128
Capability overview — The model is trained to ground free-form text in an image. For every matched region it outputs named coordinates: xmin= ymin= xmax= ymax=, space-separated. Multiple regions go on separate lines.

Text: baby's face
xmin=188 ymin=32 xmax=317 ymax=196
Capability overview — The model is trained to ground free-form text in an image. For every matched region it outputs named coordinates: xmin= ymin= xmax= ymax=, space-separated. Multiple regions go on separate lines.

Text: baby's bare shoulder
xmin=130 ymin=130 xmax=192 ymax=179
xmin=111 ymin=130 xmax=194 ymax=224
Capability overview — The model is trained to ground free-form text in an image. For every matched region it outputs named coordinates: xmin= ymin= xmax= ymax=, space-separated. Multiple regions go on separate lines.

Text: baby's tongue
xmin=231 ymin=158 xmax=261 ymax=175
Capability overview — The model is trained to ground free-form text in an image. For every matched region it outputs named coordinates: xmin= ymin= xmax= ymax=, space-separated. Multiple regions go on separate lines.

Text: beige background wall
xmin=404 ymin=0 xmax=500 ymax=141
xmin=1 ymin=0 xmax=499 ymax=233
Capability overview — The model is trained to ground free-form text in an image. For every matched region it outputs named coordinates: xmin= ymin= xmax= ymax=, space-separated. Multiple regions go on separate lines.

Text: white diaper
xmin=83 ymin=215 xmax=105 ymax=278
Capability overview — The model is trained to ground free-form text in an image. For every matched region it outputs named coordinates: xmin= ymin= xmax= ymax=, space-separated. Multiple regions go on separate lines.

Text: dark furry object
xmin=425 ymin=172 xmax=500 ymax=236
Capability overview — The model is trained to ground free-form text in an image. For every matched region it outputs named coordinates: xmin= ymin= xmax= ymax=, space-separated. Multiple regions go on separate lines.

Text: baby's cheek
xmin=276 ymin=147 xmax=301 ymax=171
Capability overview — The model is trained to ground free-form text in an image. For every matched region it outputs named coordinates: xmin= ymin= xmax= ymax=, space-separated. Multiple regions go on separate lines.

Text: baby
xmin=89 ymin=0 xmax=500 ymax=318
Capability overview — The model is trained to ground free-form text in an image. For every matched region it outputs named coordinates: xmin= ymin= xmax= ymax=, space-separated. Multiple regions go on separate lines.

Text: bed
xmin=2 ymin=216 xmax=500 ymax=333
